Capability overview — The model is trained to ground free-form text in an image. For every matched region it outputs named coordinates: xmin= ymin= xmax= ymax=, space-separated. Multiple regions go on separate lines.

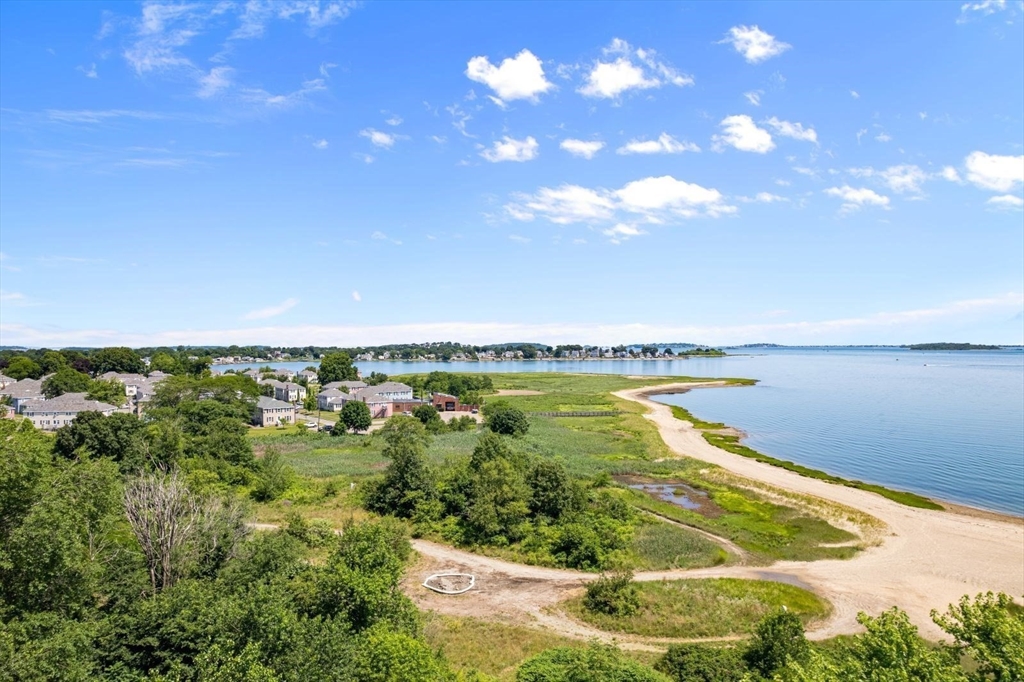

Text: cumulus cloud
xmin=738 ymin=192 xmax=788 ymax=203
xmin=560 ymin=139 xmax=605 ymax=159
xmin=360 ymin=128 xmax=398 ymax=148
xmin=578 ymin=38 xmax=693 ymax=99
xmin=720 ymin=25 xmax=791 ymax=63
xmin=465 ymin=49 xmax=553 ymax=105
xmin=351 ymin=290 xmax=362 ymax=302
xmin=712 ymin=115 xmax=775 ymax=153
xmin=987 ymin=194 xmax=1023 ymax=209
xmin=964 ymin=151 xmax=1024 ymax=192
xmin=602 ymin=224 xmax=646 ymax=244
xmin=312 ymin=138 xmax=328 ymax=150
xmin=824 ymin=185 xmax=890 ymax=212
xmin=480 ymin=136 xmax=539 ymax=162
xmin=508 ymin=234 xmax=531 ymax=244
xmin=505 ymin=175 xmax=734 ymax=228
xmin=616 ymin=133 xmax=699 ymax=155
xmin=744 ymin=90 xmax=763 ymax=106
xmin=958 ymin=0 xmax=1012 ymax=23
xmin=764 ymin=117 xmax=818 ymax=144
xmin=243 ymin=297 xmax=299 ymax=320
xmin=940 ymin=166 xmax=963 ymax=183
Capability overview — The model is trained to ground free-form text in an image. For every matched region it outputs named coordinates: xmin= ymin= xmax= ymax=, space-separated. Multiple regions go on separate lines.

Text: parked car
xmin=305 ymin=421 xmax=318 ymax=428
xmin=470 ymin=408 xmax=478 ymax=414
xmin=321 ymin=424 xmax=333 ymax=432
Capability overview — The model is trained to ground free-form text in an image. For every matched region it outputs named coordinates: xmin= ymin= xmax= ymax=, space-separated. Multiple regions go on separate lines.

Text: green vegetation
xmin=670 ymin=405 xmax=944 ymax=510
xmin=567 ymin=578 xmax=829 ymax=638
xmin=517 ymin=643 xmax=670 ymax=682
xmin=583 ymin=571 xmax=641 ymax=616
xmin=905 ymin=343 xmax=1002 ymax=351
xmin=340 ymin=399 xmax=372 ymax=432
xmin=484 ymin=401 xmax=531 ymax=437
xmin=316 ymin=351 xmax=359 ymax=384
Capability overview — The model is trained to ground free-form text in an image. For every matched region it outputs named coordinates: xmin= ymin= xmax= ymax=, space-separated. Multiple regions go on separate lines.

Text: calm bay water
xmin=216 ymin=348 xmax=1024 ymax=515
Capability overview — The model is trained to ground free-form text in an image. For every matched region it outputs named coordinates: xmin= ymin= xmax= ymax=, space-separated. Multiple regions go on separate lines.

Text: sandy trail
xmin=404 ymin=382 xmax=1023 ymax=644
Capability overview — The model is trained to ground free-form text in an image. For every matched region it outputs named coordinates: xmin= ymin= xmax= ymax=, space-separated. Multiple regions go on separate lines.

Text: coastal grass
xmin=630 ymin=520 xmax=728 ymax=570
xmin=564 ymin=578 xmax=830 ymax=639
xmin=669 ymin=405 xmax=944 ymax=511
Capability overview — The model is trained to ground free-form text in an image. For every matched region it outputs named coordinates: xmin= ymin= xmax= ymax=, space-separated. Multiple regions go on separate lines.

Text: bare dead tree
xmin=123 ymin=470 xmax=201 ymax=592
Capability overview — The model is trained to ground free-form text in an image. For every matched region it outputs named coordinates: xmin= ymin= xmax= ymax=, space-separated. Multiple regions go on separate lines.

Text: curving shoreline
xmin=612 ymin=382 xmax=1024 ymax=640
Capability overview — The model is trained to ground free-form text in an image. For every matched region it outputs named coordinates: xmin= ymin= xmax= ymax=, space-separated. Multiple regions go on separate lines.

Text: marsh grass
xmin=630 ymin=521 xmax=728 ymax=570
xmin=565 ymin=578 xmax=830 ymax=639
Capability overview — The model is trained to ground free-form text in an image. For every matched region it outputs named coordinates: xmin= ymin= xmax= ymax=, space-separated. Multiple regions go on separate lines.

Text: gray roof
xmin=0 ymin=378 xmax=44 ymax=398
xmin=256 ymin=396 xmax=294 ymax=410
xmin=261 ymin=379 xmax=285 ymax=388
xmin=0 ymin=374 xmax=14 ymax=384
xmin=280 ymin=381 xmax=304 ymax=390
xmin=318 ymin=388 xmax=348 ymax=397
xmin=23 ymin=392 xmax=117 ymax=414
xmin=324 ymin=381 xmax=367 ymax=391
xmin=371 ymin=382 xmax=413 ymax=393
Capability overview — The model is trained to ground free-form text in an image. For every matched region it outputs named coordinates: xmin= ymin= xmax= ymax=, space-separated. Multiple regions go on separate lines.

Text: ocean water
xmin=214 ymin=348 xmax=1024 ymax=515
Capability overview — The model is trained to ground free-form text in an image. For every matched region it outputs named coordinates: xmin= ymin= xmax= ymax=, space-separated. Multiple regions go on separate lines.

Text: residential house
xmin=316 ymin=388 xmax=350 ymax=411
xmin=323 ymin=380 xmax=367 ymax=392
xmin=298 ymin=370 xmax=318 ymax=384
xmin=0 ymin=374 xmax=15 ymax=389
xmin=358 ymin=392 xmax=393 ymax=419
xmin=254 ymin=396 xmax=295 ymax=427
xmin=355 ymin=382 xmax=413 ymax=401
xmin=274 ymin=381 xmax=306 ymax=404
xmin=0 ymin=378 xmax=46 ymax=413
xmin=23 ymin=392 xmax=117 ymax=431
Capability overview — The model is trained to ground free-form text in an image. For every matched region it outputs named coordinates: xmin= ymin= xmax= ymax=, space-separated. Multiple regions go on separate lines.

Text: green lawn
xmin=564 ymin=578 xmax=831 ymax=638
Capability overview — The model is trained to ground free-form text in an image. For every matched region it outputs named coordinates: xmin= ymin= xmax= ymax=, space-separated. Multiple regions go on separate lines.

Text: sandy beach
xmin=406 ymin=381 xmax=1024 ymax=644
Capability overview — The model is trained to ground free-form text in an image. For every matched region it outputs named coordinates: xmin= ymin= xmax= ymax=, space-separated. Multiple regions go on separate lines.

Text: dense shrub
xmin=655 ymin=644 xmax=745 ymax=682
xmin=517 ymin=642 xmax=670 ymax=681
xmin=743 ymin=608 xmax=809 ymax=677
xmin=484 ymin=402 xmax=530 ymax=437
xmin=583 ymin=571 xmax=641 ymax=617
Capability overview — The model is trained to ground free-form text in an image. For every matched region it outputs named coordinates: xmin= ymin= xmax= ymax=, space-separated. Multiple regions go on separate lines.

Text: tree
xmin=90 ymin=347 xmax=145 ymax=375
xmin=364 ymin=417 xmax=433 ymax=517
xmin=365 ymin=371 xmax=389 ymax=386
xmin=41 ymin=367 xmax=92 ymax=398
xmin=655 ymin=644 xmax=745 ymax=682
xmin=5 ymin=356 xmax=42 ymax=380
xmin=317 ymin=352 xmax=358 ymax=384
xmin=39 ymin=350 xmax=69 ymax=374
xmin=743 ymin=608 xmax=810 ymax=678
xmin=583 ymin=571 xmax=640 ymax=616
xmin=123 ymin=470 xmax=203 ymax=592
xmin=302 ymin=391 xmax=317 ymax=411
xmin=341 ymin=400 xmax=372 ymax=433
xmin=54 ymin=411 xmax=148 ymax=472
xmin=528 ymin=459 xmax=581 ymax=520
xmin=148 ymin=352 xmax=180 ymax=374
xmin=465 ymin=456 xmax=531 ymax=543
xmin=86 ymin=378 xmax=127 ymax=406
xmin=412 ymin=403 xmax=445 ymax=433
xmin=932 ymin=593 xmax=1023 ymax=682
xmin=485 ymin=402 xmax=530 ymax=437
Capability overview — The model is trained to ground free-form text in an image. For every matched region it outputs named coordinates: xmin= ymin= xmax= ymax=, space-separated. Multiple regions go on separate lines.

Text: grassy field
xmin=669 ymin=405 xmax=943 ymax=510
xmin=564 ymin=578 xmax=831 ymax=639
xmin=250 ymin=373 xmax=865 ymax=566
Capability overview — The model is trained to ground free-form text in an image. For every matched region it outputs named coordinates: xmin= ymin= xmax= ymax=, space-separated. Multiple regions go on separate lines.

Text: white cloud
xmin=602 ymin=223 xmax=646 ymax=244
xmin=241 ymin=78 xmax=326 ymax=108
xmin=578 ymin=38 xmax=692 ymax=99
xmin=77 ymin=63 xmax=99 ymax=78
xmin=0 ymin=290 xmax=26 ymax=302
xmin=196 ymin=66 xmax=233 ymax=98
xmin=351 ymin=290 xmax=362 ymax=302
xmin=987 ymin=194 xmax=1024 ymax=209
xmin=480 ymin=136 xmax=539 ymax=163
xmin=560 ymin=139 xmax=605 ymax=159
xmin=312 ymin=138 xmax=328 ymax=150
xmin=712 ymin=115 xmax=775 ymax=153
xmin=352 ymin=152 xmax=374 ymax=164
xmin=508 ymin=234 xmax=531 ymax=244
xmin=856 ymin=128 xmax=868 ymax=144
xmin=319 ymin=61 xmax=337 ymax=77
xmin=849 ymin=165 xmax=929 ymax=194
xmin=824 ymin=185 xmax=891 ymax=212
xmin=13 ymin=293 xmax=1020 ymax=348
xmin=764 ymin=117 xmax=818 ymax=144
xmin=506 ymin=175 xmax=734 ymax=228
xmin=744 ymin=90 xmax=762 ymax=106
xmin=964 ymin=151 xmax=1024 ymax=191
xmin=850 ymin=90 xmax=860 ymax=99
xmin=940 ymin=166 xmax=963 ymax=183
xmin=360 ymin=128 xmax=397 ymax=148
xmin=739 ymin=192 xmax=788 ymax=203
xmin=958 ymin=0 xmax=1011 ymax=23
xmin=465 ymin=49 xmax=553 ymax=104
xmin=370 ymin=230 xmax=401 ymax=245
xmin=385 ymin=115 xmax=403 ymax=126
xmin=616 ymin=133 xmax=699 ymax=155
xmin=875 ymin=132 xmax=892 ymax=142
xmin=243 ymin=297 xmax=299 ymax=320
xmin=720 ymin=25 xmax=791 ymax=63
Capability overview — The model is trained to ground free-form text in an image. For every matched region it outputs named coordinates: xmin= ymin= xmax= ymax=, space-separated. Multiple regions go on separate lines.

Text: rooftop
xmin=23 ymin=392 xmax=117 ymax=414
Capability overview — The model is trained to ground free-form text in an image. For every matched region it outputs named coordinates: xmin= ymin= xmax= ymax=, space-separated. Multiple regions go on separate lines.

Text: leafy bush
xmin=484 ymin=402 xmax=530 ymax=437
xmin=583 ymin=571 xmax=640 ymax=617
xmin=655 ymin=644 xmax=745 ymax=682
xmin=743 ymin=608 xmax=809 ymax=678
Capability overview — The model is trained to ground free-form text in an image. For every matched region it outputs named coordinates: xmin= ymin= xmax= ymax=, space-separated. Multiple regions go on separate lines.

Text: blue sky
xmin=1 ymin=0 xmax=1022 ymax=347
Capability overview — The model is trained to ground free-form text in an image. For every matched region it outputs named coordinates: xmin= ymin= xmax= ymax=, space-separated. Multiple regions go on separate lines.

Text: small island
xmin=904 ymin=343 xmax=1003 ymax=351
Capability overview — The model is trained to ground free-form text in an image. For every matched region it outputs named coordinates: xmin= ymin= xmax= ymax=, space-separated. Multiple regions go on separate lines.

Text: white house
xmin=298 ymin=370 xmax=318 ymax=384
xmin=274 ymin=381 xmax=306 ymax=404
xmin=0 ymin=378 xmax=46 ymax=413
xmin=23 ymin=393 xmax=117 ymax=431
xmin=354 ymin=382 xmax=413 ymax=401
xmin=323 ymin=380 xmax=367 ymax=392
xmin=316 ymin=388 xmax=350 ymax=411
xmin=254 ymin=396 xmax=295 ymax=427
